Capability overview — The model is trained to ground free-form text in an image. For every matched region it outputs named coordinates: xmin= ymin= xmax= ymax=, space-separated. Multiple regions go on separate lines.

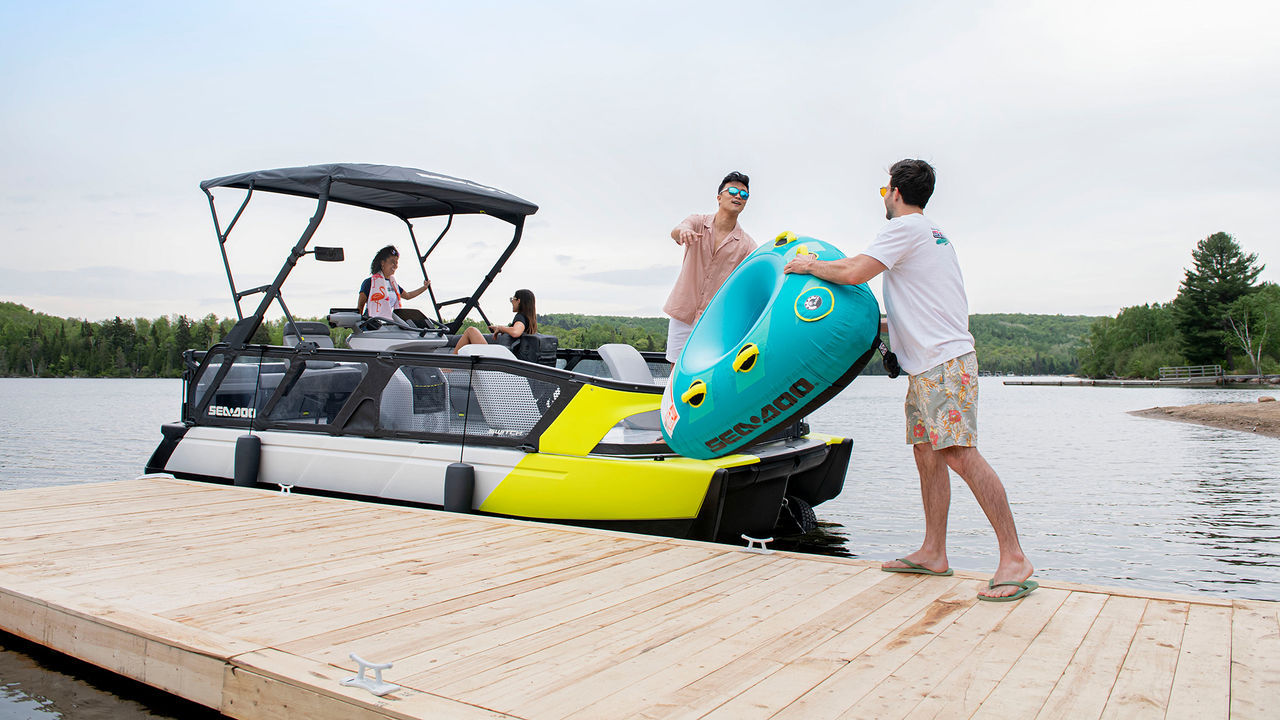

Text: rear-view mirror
xmin=313 ymin=246 xmax=344 ymax=262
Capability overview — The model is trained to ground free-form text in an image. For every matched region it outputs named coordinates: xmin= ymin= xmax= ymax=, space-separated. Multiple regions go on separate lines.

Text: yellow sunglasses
xmin=880 ymin=185 xmax=890 ymax=198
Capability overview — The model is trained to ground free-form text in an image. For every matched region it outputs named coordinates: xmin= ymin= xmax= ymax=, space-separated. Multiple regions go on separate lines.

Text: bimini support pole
xmin=447 ymin=216 xmax=525 ymax=333
xmin=223 ymin=180 xmax=331 ymax=349
xmin=206 ymin=184 xmax=256 ymax=321
xmin=405 ymin=215 xmax=452 ymax=326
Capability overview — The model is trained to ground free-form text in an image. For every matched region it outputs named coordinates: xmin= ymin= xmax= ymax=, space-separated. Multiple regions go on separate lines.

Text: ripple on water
xmin=808 ymin=376 xmax=1280 ymax=601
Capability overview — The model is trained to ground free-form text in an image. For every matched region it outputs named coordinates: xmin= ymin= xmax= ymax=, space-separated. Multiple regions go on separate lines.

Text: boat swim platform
xmin=1 ymin=476 xmax=1276 ymax=719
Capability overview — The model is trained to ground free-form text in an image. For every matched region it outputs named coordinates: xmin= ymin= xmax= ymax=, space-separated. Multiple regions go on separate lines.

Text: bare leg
xmin=881 ymin=443 xmax=952 ymax=574
xmin=451 ymin=326 xmax=488 ymax=354
xmin=939 ymin=446 xmax=1034 ymax=598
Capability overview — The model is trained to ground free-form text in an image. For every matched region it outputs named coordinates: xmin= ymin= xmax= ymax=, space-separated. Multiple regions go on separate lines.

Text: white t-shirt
xmin=862 ymin=213 xmax=975 ymax=375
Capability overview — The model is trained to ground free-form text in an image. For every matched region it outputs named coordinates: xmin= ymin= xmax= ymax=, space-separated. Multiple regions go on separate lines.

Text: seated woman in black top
xmin=454 ymin=288 xmax=537 ymax=354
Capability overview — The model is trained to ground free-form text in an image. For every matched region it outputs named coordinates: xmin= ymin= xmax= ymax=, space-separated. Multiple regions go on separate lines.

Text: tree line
xmin=1 ymin=300 xmax=1096 ymax=378
xmin=15 ymin=230 xmax=1271 ymax=381
xmin=1077 ymin=232 xmax=1277 ymax=378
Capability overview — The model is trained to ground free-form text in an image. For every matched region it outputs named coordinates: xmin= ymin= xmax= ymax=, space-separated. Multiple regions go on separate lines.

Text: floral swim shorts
xmin=904 ymin=352 xmax=979 ymax=449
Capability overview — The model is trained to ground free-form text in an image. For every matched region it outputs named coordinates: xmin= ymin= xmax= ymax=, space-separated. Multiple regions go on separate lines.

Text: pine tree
xmin=1173 ymin=232 xmax=1264 ymax=365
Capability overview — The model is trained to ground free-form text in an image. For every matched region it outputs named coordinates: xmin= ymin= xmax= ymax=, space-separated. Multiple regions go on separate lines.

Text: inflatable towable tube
xmin=661 ymin=232 xmax=881 ymax=460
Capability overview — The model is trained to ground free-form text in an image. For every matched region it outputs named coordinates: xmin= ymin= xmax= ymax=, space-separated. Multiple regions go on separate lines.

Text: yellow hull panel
xmin=480 ymin=451 xmax=756 ymax=520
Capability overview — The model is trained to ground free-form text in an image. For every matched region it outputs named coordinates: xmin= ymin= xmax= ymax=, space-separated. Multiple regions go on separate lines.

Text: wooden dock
xmin=1 ymin=476 xmax=1277 ymax=719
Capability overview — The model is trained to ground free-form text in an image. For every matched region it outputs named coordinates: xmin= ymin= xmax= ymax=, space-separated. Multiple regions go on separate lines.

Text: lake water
xmin=2 ymin=376 xmax=1279 ymax=716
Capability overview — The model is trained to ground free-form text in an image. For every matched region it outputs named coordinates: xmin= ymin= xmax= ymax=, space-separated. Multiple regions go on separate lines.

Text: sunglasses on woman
xmin=724 ymin=187 xmax=749 ymax=199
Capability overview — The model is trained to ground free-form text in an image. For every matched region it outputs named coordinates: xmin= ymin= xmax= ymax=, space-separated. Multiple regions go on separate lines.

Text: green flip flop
xmin=881 ymin=558 xmax=954 ymax=576
xmin=977 ymin=579 xmax=1039 ymax=602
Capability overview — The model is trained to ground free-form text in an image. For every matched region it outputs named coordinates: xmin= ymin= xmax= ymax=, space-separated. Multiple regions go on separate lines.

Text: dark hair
xmin=888 ymin=160 xmax=935 ymax=208
xmin=513 ymin=289 xmax=537 ymax=333
xmin=370 ymin=245 xmax=399 ymax=275
xmin=718 ymin=171 xmax=750 ymax=194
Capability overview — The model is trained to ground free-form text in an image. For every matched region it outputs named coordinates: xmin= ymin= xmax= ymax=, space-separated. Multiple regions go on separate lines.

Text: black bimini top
xmin=200 ymin=163 xmax=538 ymax=224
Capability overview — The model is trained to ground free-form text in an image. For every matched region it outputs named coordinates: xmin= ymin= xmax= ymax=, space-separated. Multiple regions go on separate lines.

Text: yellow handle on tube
xmin=732 ymin=343 xmax=759 ymax=373
xmin=680 ymin=379 xmax=707 ymax=407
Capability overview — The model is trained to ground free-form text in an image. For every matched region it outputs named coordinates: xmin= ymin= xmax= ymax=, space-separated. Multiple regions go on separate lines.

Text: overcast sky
xmin=2 ymin=1 xmax=1278 ymax=323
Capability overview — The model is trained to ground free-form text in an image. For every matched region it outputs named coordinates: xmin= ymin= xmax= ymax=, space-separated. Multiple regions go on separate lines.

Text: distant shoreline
xmin=1130 ymin=401 xmax=1280 ymax=439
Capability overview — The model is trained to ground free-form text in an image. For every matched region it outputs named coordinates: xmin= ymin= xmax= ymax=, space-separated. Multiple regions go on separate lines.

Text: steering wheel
xmin=361 ymin=313 xmax=448 ymax=337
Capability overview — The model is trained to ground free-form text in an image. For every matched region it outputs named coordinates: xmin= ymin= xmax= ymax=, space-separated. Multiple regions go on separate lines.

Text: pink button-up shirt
xmin=663 ymin=213 xmax=756 ymax=325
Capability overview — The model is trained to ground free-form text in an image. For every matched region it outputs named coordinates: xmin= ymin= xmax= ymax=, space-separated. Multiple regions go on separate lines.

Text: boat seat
xmin=497 ymin=333 xmax=559 ymax=366
xmin=457 ymin=345 xmax=543 ymax=434
xmin=597 ymin=343 xmax=661 ymax=431
xmin=327 ymin=308 xmax=362 ymax=329
xmin=598 ymin=343 xmax=657 ymax=384
xmin=283 ymin=321 xmax=335 ymax=348
xmin=378 ymin=367 xmax=450 ymax=433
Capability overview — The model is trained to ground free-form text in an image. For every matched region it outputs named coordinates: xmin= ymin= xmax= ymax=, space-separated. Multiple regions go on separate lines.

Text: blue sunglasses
xmin=724 ymin=187 xmax=749 ymax=199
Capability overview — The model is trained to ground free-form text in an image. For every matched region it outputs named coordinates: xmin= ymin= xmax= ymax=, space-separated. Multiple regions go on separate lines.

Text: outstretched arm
xmin=671 ymin=215 xmax=699 ymax=245
xmin=401 ymin=281 xmax=430 ymax=300
xmin=784 ymin=253 xmax=887 ymax=286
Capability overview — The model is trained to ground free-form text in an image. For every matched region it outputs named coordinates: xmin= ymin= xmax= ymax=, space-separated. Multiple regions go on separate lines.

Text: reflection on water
xmin=806 ymin=375 xmax=1280 ymax=601
xmin=1 ymin=376 xmax=1279 ymax=714
xmin=773 ymin=521 xmax=854 ymax=557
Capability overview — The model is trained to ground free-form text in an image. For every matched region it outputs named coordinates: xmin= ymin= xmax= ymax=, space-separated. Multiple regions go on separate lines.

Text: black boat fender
xmin=444 ymin=462 xmax=476 ymax=513
xmin=234 ymin=434 xmax=261 ymax=487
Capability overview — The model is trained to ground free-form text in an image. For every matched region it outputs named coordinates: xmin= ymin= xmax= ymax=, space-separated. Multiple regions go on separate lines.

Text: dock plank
xmin=768 ymin=580 xmax=976 ymax=719
xmin=1230 ymin=600 xmax=1280 ymax=720
xmin=1036 ymin=595 xmax=1148 ymax=720
xmin=1099 ymin=600 xmax=1188 ymax=718
xmin=1165 ymin=602 xmax=1232 ymax=720
xmin=455 ymin=557 xmax=828 ymax=714
xmin=309 ymin=544 xmax=744 ymax=674
xmin=900 ymin=587 xmax=1071 ymax=719
xmin=698 ymin=575 xmax=965 ymax=720
xmin=397 ymin=552 xmax=761 ymax=689
xmin=550 ymin=560 xmax=863 ymax=719
xmin=619 ymin=568 xmax=900 ymax=720
xmin=968 ymin=590 xmax=1109 ymax=717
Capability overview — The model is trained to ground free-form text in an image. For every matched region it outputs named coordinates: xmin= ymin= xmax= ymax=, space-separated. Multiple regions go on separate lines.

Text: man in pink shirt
xmin=663 ymin=171 xmax=757 ymax=362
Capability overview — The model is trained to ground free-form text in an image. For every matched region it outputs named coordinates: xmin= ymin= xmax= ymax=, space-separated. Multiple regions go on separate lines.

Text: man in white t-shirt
xmin=783 ymin=159 xmax=1036 ymax=602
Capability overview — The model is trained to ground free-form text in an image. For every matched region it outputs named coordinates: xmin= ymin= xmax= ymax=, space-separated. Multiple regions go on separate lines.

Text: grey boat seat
xmin=597 ymin=343 xmax=661 ymax=431
xmin=327 ymin=308 xmax=362 ymax=329
xmin=457 ymin=344 xmax=542 ymax=434
xmin=282 ymin=321 xmax=337 ymax=370
xmin=283 ymin=321 xmax=335 ymax=348
xmin=379 ymin=367 xmax=450 ymax=433
xmin=598 ymin=343 xmax=657 ymax=384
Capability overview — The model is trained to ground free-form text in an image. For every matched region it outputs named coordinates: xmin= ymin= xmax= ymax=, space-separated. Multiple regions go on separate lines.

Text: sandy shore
xmin=1129 ymin=399 xmax=1280 ymax=438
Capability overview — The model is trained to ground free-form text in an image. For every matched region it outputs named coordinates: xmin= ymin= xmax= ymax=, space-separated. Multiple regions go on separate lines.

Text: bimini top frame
xmin=202 ymin=163 xmax=539 ymax=347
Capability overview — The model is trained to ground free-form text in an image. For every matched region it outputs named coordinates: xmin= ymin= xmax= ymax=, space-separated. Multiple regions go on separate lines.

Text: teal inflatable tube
xmin=661 ymin=232 xmax=881 ymax=460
